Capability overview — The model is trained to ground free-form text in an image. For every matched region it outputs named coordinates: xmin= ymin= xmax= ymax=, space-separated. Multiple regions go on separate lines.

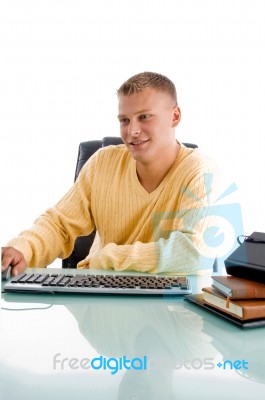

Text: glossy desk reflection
xmin=1 ymin=270 xmax=265 ymax=400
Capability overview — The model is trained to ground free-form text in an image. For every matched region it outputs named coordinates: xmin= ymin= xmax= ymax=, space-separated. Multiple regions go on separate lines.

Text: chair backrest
xmin=62 ymin=137 xmax=198 ymax=268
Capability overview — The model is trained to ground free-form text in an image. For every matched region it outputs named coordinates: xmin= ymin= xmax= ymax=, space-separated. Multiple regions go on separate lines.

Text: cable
xmin=1 ymin=304 xmax=53 ymax=311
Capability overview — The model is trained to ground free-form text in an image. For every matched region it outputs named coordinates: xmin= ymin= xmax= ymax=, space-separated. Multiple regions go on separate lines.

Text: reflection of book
xmin=202 ymin=287 xmax=265 ymax=320
xmin=212 ymin=275 xmax=265 ymax=299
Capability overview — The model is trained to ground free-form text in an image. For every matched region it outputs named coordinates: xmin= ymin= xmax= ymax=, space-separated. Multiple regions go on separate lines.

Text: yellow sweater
xmin=8 ymin=143 xmax=217 ymax=274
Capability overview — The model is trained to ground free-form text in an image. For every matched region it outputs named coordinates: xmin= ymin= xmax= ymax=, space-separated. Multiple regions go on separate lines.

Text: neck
xmin=136 ymin=141 xmax=180 ymax=193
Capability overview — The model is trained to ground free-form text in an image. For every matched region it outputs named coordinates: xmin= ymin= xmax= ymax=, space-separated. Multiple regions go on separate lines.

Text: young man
xmin=2 ymin=72 xmax=216 ymax=276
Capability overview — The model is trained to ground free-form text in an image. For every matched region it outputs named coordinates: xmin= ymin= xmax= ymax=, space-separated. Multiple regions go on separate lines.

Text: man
xmin=2 ymin=72 xmax=216 ymax=277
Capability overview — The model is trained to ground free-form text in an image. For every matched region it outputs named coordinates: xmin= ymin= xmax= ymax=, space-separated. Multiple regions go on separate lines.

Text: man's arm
xmin=78 ymin=222 xmax=215 ymax=275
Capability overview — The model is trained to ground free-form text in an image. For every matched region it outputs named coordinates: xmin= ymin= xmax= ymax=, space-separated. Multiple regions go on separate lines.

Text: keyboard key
xmin=34 ymin=274 xmax=50 ymax=284
xmin=25 ymin=274 xmax=42 ymax=284
xmin=42 ymin=276 xmax=56 ymax=286
xmin=50 ymin=275 xmax=65 ymax=286
xmin=57 ymin=278 xmax=71 ymax=286
xmin=10 ymin=273 xmax=27 ymax=283
xmin=18 ymin=274 xmax=34 ymax=283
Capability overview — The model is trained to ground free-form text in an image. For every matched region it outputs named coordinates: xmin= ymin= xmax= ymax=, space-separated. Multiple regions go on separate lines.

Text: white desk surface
xmin=1 ymin=268 xmax=265 ymax=400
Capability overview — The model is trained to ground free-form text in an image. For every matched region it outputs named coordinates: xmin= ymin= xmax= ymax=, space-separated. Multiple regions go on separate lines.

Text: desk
xmin=1 ymin=269 xmax=265 ymax=400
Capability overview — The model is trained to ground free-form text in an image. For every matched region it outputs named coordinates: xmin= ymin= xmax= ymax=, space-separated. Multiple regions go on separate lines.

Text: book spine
xmin=230 ymin=288 xmax=265 ymax=299
xmin=242 ymin=304 xmax=265 ymax=319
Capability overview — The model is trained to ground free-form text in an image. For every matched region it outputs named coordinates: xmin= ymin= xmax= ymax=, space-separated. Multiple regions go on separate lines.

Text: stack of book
xmin=201 ymin=276 xmax=265 ymax=321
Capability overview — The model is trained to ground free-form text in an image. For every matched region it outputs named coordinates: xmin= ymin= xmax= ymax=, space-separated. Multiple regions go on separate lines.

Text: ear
xmin=172 ymin=106 xmax=181 ymax=127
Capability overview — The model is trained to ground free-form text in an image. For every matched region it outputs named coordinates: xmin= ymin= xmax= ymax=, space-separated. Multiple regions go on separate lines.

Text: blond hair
xmin=117 ymin=72 xmax=178 ymax=104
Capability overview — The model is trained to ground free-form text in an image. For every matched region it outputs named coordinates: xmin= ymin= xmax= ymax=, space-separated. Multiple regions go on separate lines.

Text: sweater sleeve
xmin=78 ymin=168 xmax=218 ymax=275
xmin=7 ymin=154 xmax=98 ymax=267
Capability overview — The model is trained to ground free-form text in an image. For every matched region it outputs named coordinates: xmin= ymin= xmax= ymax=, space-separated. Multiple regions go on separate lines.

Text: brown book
xmin=202 ymin=287 xmax=265 ymax=320
xmin=212 ymin=275 xmax=265 ymax=299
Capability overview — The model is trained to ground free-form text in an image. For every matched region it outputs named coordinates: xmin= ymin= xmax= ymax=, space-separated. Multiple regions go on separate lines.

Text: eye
xmin=139 ymin=114 xmax=150 ymax=121
xmin=119 ymin=118 xmax=130 ymax=126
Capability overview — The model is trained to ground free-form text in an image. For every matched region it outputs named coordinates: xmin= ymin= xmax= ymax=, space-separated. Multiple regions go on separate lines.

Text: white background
xmin=1 ymin=0 xmax=265 ymax=267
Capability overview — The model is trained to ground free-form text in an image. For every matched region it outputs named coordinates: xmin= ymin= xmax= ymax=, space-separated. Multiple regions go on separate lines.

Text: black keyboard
xmin=3 ymin=270 xmax=192 ymax=295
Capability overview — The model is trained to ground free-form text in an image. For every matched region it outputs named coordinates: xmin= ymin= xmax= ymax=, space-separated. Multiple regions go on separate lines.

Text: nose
xmin=128 ymin=119 xmax=141 ymax=136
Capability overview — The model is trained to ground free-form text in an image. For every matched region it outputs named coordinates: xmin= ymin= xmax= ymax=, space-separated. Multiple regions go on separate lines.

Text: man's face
xmin=118 ymin=88 xmax=181 ymax=165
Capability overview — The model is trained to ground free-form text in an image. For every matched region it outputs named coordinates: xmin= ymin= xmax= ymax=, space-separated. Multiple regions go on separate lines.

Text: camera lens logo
xmin=152 ymin=173 xmax=244 ymax=267
xmin=196 ymin=217 xmax=235 ymax=259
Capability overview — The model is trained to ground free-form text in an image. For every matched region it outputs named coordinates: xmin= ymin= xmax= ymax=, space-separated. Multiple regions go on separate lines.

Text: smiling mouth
xmin=130 ymin=139 xmax=149 ymax=146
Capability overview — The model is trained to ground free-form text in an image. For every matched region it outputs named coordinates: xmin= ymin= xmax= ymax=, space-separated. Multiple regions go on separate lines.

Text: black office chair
xmin=62 ymin=137 xmax=198 ymax=268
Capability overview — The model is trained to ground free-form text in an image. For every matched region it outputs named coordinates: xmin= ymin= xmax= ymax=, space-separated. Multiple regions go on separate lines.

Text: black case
xmin=225 ymin=232 xmax=265 ymax=282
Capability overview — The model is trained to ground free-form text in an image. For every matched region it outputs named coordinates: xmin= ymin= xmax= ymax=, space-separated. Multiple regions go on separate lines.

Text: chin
xmin=132 ymin=154 xmax=153 ymax=165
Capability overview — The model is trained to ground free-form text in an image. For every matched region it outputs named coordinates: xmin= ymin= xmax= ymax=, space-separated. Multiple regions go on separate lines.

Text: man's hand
xmin=1 ymin=247 xmax=28 ymax=276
